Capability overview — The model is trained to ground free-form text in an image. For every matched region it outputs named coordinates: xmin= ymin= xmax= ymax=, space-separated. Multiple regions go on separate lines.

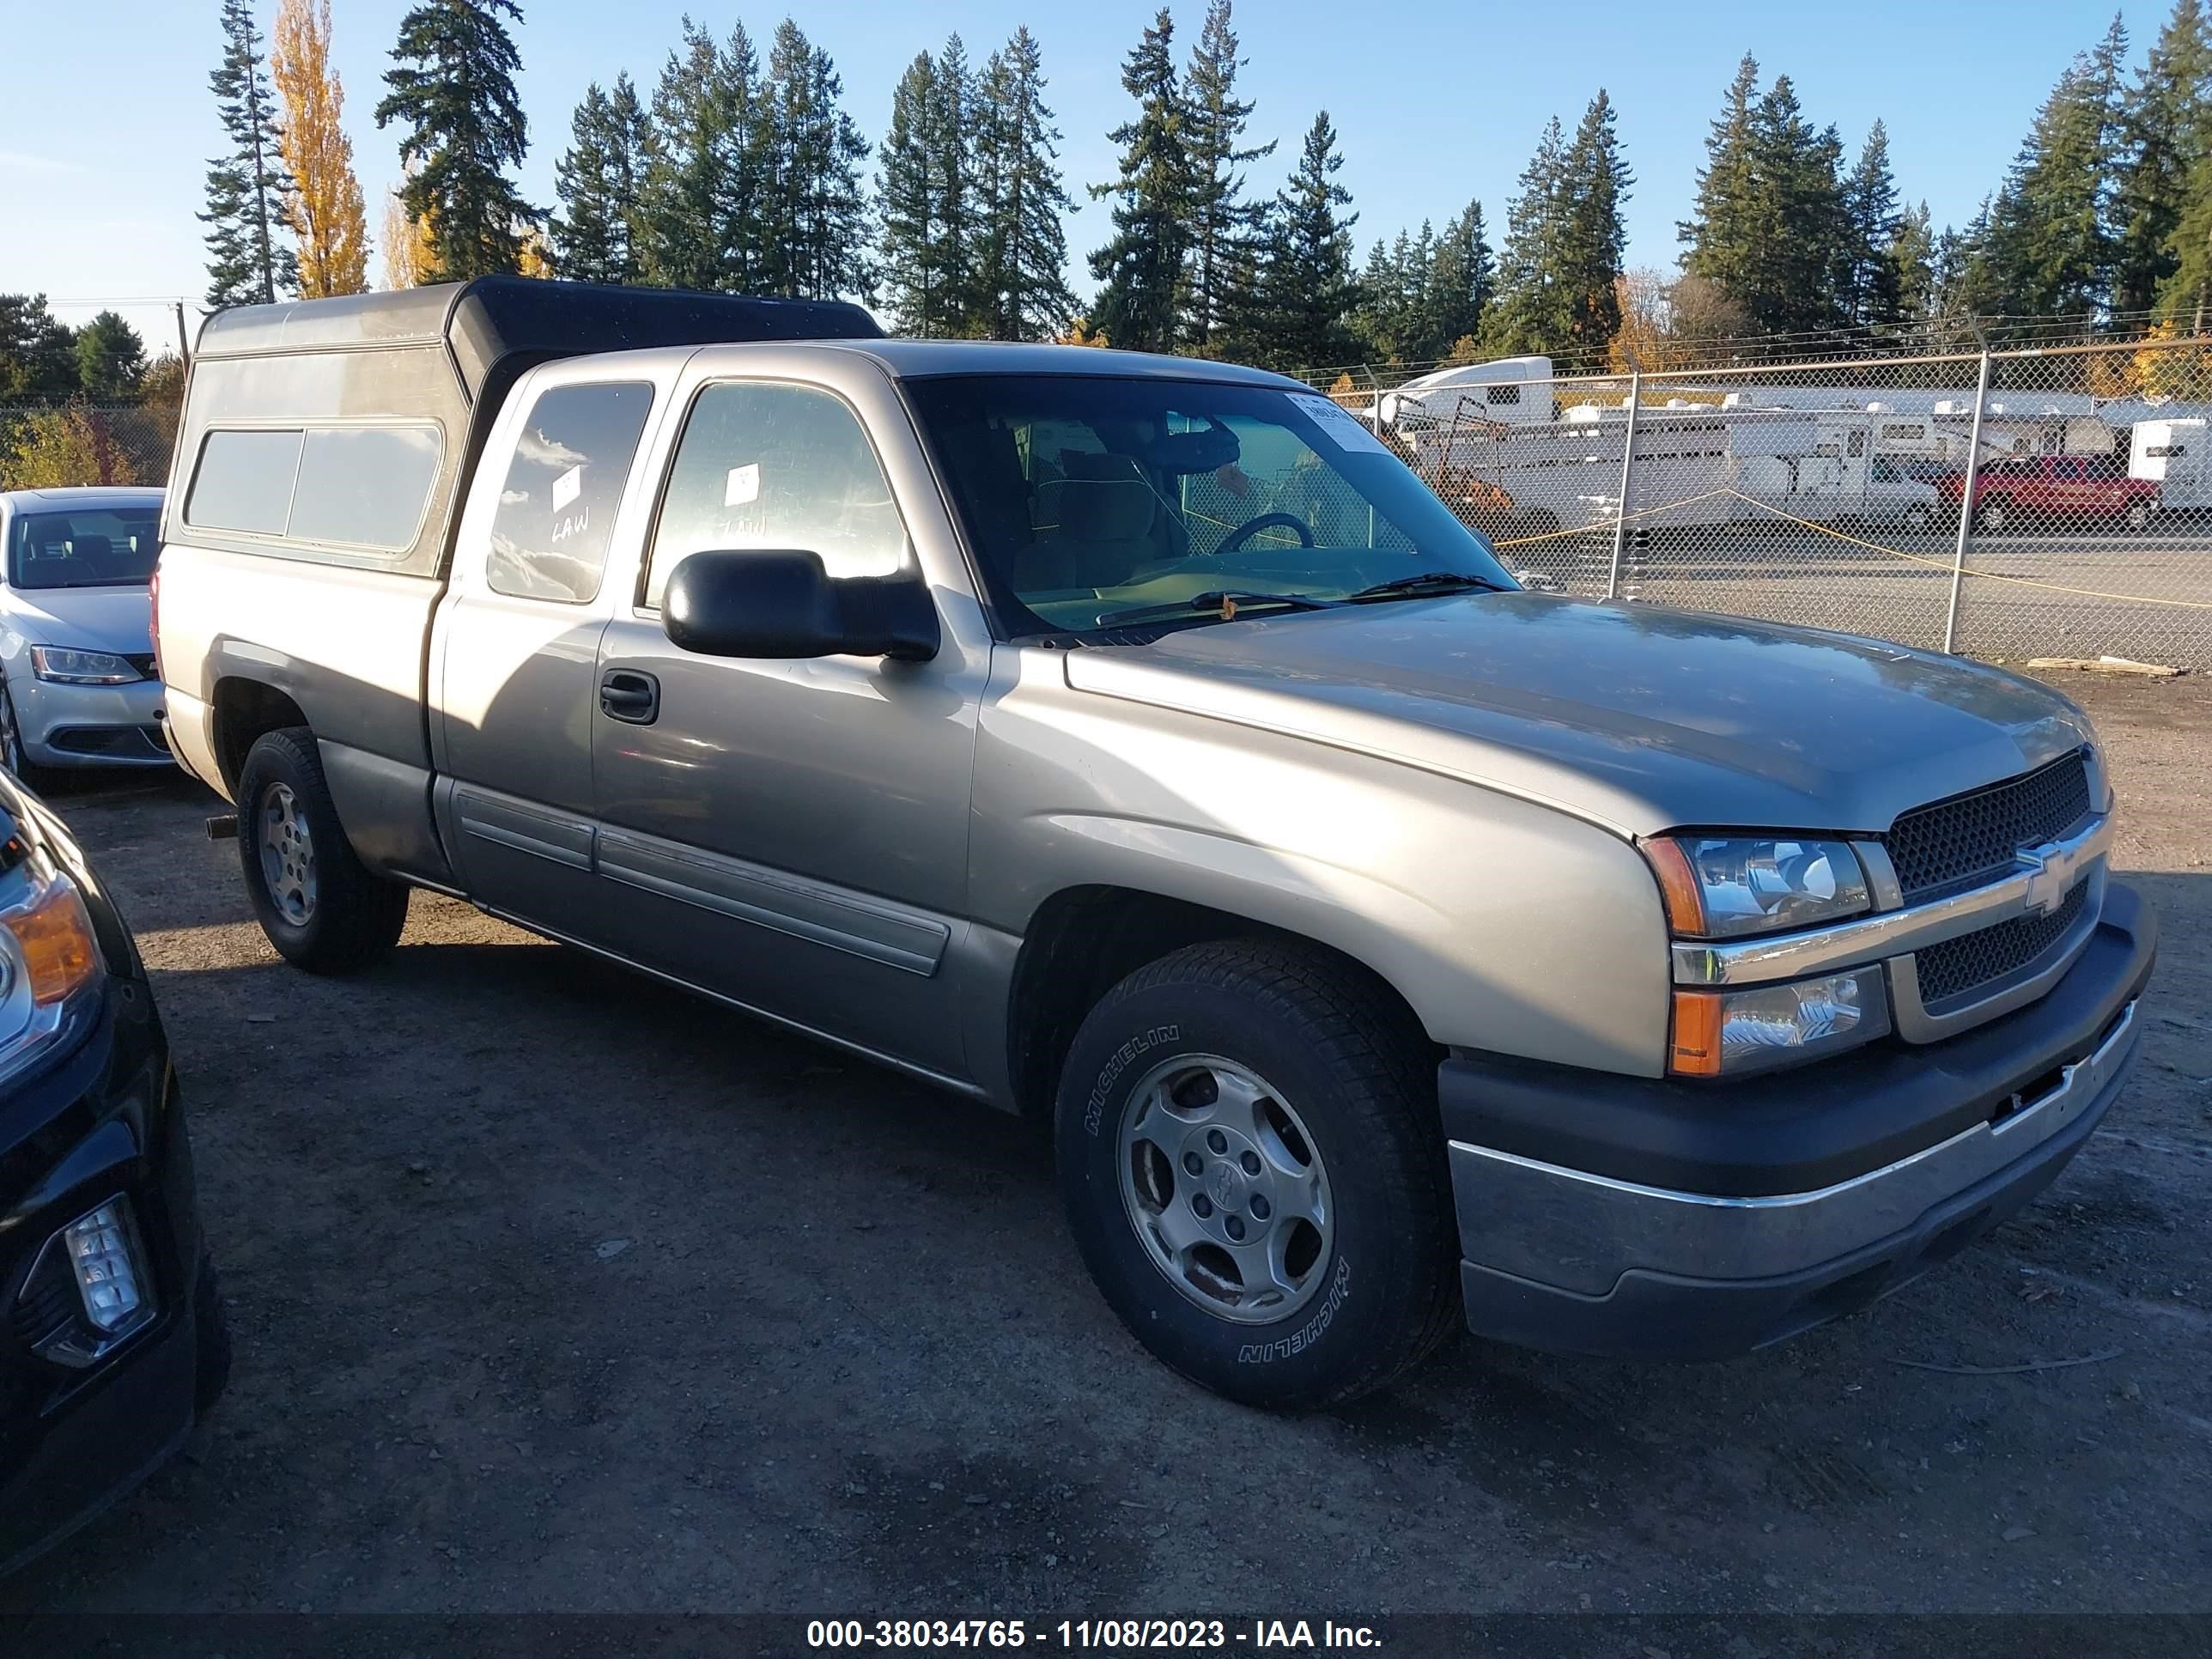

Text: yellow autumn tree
xmin=517 ymin=228 xmax=555 ymax=280
xmin=381 ymin=174 xmax=435 ymax=289
xmin=272 ymin=0 xmax=368 ymax=297
xmin=0 ymin=404 xmax=144 ymax=491
xmin=1055 ymin=317 xmax=1110 ymax=348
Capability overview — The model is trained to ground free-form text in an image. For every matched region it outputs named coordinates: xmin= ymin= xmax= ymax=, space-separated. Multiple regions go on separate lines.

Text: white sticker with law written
xmin=725 ymin=463 xmax=761 ymax=507
xmin=550 ymin=464 xmax=582 ymax=513
xmin=1289 ymin=392 xmax=1392 ymax=457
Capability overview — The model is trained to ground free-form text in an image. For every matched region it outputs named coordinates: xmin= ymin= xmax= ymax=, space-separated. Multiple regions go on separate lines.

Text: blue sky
xmin=1 ymin=0 xmax=2155 ymax=350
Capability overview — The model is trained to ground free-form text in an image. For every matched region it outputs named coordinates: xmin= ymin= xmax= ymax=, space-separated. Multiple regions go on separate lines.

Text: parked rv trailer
xmin=2130 ymin=417 xmax=2209 ymax=510
xmin=1408 ymin=404 xmax=1941 ymax=535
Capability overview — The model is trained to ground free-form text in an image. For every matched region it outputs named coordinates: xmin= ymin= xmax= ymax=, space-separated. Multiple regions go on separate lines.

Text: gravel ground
xmin=5 ymin=670 xmax=2209 ymax=1621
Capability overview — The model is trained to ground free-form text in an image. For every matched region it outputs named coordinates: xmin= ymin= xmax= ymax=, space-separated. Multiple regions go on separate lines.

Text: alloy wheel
xmin=1116 ymin=1054 xmax=1334 ymax=1325
xmin=258 ymin=781 xmax=318 ymax=925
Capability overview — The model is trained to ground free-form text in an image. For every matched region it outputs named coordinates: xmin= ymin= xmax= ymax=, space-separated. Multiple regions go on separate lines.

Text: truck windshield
xmin=905 ymin=374 xmax=1516 ymax=635
xmin=7 ymin=508 xmax=162 ymax=590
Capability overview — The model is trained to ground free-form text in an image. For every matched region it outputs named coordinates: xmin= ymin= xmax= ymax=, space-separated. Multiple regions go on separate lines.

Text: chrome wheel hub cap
xmin=259 ymin=782 xmax=317 ymax=925
xmin=1116 ymin=1054 xmax=1334 ymax=1325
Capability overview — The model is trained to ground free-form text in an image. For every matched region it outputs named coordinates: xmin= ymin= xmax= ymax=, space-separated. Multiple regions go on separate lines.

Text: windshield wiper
xmin=1096 ymin=590 xmax=1341 ymax=627
xmin=1346 ymin=571 xmax=1507 ymax=603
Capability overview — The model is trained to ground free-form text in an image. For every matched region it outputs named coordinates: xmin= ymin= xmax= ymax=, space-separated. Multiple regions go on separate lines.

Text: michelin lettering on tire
xmin=1084 ymin=1024 xmax=1181 ymax=1137
xmin=1237 ymin=1257 xmax=1352 ymax=1364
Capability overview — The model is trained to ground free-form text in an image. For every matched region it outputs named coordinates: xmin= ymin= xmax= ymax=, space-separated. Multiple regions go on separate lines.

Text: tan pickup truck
xmin=154 ymin=279 xmax=2154 ymax=1406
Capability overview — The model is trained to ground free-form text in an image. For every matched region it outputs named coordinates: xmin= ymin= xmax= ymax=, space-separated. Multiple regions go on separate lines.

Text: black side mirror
xmin=662 ymin=550 xmax=940 ymax=663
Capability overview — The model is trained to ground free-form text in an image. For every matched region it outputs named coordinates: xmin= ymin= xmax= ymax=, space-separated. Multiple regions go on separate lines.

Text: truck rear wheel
xmin=1054 ymin=940 xmax=1460 ymax=1409
xmin=236 ymin=727 xmax=409 ymax=974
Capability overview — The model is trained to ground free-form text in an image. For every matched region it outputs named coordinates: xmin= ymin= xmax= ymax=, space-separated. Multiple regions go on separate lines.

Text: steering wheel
xmin=1213 ymin=512 xmax=1316 ymax=554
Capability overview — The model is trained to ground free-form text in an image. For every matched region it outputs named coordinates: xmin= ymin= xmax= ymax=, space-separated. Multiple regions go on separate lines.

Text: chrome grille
xmin=1914 ymin=880 xmax=2090 ymax=1006
xmin=1883 ymin=750 xmax=2093 ymax=902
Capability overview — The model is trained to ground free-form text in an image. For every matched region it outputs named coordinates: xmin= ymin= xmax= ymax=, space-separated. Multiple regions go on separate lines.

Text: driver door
xmin=586 ymin=375 xmax=983 ymax=1077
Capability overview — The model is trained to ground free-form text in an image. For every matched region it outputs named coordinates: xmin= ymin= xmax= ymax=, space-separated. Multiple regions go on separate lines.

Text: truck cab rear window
xmin=486 ymin=382 xmax=654 ymax=604
xmin=185 ymin=425 xmax=441 ymax=551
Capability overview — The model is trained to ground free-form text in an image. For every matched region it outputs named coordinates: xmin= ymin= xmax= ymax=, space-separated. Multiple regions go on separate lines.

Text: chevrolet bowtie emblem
xmin=2016 ymin=838 xmax=2086 ymax=917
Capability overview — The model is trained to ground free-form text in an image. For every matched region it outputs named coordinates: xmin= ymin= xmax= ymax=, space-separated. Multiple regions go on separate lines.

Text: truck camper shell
xmin=165 ymin=276 xmax=884 ymax=580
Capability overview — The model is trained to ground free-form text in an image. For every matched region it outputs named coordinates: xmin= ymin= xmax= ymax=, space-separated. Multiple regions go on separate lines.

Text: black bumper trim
xmin=1438 ymin=880 xmax=2155 ymax=1199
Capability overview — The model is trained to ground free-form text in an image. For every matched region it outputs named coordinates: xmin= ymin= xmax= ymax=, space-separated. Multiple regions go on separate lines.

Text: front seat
xmin=1024 ymin=453 xmax=1160 ymax=592
xmin=67 ymin=532 xmax=118 ymax=581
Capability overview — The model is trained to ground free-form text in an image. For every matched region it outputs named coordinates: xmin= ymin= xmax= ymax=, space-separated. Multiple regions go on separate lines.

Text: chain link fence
xmin=1327 ymin=334 xmax=2212 ymax=671
xmin=0 ymin=402 xmax=179 ymax=495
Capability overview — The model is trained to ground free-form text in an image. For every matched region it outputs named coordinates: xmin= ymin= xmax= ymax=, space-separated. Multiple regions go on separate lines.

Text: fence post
xmin=1942 ymin=347 xmax=1994 ymax=654
xmin=1606 ymin=367 xmax=1643 ymax=600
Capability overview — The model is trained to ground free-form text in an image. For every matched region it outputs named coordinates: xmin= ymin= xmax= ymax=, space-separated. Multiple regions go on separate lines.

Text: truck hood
xmin=0 ymin=586 xmax=153 ymax=655
xmin=1061 ymin=593 xmax=2093 ymax=836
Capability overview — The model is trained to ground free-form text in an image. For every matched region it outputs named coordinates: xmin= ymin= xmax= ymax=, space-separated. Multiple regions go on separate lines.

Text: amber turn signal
xmin=1642 ymin=838 xmax=1707 ymax=936
xmin=1668 ymin=990 xmax=1723 ymax=1078
xmin=6 ymin=879 xmax=101 ymax=1005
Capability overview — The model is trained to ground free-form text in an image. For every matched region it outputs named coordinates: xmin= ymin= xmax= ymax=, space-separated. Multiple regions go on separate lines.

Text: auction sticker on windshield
xmin=1288 ymin=392 xmax=1392 ymax=458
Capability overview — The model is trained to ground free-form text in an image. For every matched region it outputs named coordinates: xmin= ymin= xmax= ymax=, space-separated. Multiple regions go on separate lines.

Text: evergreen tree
xmin=1421 ymin=199 xmax=1494 ymax=357
xmin=756 ymin=21 xmax=872 ymax=301
xmin=1553 ymin=90 xmax=1632 ymax=354
xmin=1891 ymin=200 xmax=1938 ymax=322
xmin=201 ymin=0 xmax=297 ymax=307
xmin=1088 ymin=9 xmax=1191 ymax=353
xmin=1352 ymin=228 xmax=1426 ymax=362
xmin=972 ymin=27 xmax=1077 ymax=340
xmin=1747 ymin=77 xmax=1847 ymax=337
xmin=2116 ymin=0 xmax=2212 ymax=317
xmin=878 ymin=40 xmax=986 ymax=333
xmin=1977 ymin=16 xmax=2130 ymax=323
xmin=0 ymin=297 xmax=81 ymax=402
xmin=933 ymin=38 xmax=979 ymax=327
xmin=636 ymin=20 xmax=758 ymax=292
xmin=1180 ymin=0 xmax=1273 ymax=352
xmin=1936 ymin=198 xmax=2007 ymax=325
xmin=878 ymin=53 xmax=949 ymax=330
xmin=1680 ymin=58 xmax=1848 ymax=338
xmin=73 ymin=312 xmax=147 ymax=398
xmin=1838 ymin=121 xmax=1903 ymax=326
xmin=553 ymin=75 xmax=650 ymax=284
xmin=375 ymin=0 xmax=539 ymax=283
xmin=1483 ymin=94 xmax=1628 ymax=358
xmin=1677 ymin=55 xmax=1762 ymax=316
xmin=1258 ymin=111 xmax=1361 ymax=371
xmin=1482 ymin=116 xmax=1569 ymax=356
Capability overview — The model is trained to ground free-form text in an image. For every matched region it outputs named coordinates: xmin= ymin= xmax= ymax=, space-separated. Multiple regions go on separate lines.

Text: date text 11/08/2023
xmin=805 ymin=1620 xmax=1383 ymax=1649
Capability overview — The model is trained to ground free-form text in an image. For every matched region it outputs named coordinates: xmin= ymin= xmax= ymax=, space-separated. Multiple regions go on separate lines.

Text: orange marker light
xmin=1642 ymin=838 xmax=1708 ymax=937
xmin=1669 ymin=990 xmax=1723 ymax=1078
xmin=7 ymin=880 xmax=100 ymax=1004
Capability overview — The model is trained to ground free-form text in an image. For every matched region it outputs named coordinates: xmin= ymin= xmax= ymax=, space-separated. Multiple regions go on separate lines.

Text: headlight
xmin=1643 ymin=835 xmax=1870 ymax=938
xmin=1669 ymin=967 xmax=1890 ymax=1077
xmin=0 ymin=852 xmax=105 ymax=1085
xmin=29 ymin=646 xmax=144 ymax=685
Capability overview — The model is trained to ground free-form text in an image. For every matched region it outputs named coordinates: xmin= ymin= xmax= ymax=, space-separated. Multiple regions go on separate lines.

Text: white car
xmin=0 ymin=487 xmax=172 ymax=777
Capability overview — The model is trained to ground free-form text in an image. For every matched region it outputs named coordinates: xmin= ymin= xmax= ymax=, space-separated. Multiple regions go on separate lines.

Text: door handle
xmin=600 ymin=669 xmax=659 ymax=725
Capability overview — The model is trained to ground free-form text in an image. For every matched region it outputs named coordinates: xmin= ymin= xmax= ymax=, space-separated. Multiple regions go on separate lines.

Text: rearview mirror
xmin=662 ymin=550 xmax=940 ymax=663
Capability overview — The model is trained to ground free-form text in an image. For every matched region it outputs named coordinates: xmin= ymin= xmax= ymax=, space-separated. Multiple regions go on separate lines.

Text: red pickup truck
xmin=1939 ymin=453 xmax=2160 ymax=532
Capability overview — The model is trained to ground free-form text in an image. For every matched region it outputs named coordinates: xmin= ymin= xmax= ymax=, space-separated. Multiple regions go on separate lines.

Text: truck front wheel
xmin=1054 ymin=940 xmax=1460 ymax=1409
xmin=236 ymin=727 xmax=409 ymax=974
